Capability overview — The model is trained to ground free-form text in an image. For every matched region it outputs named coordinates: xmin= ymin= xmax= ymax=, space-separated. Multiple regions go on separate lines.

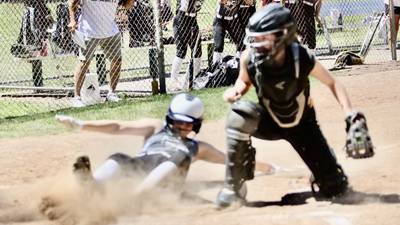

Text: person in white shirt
xmin=384 ymin=0 xmax=400 ymax=47
xmin=68 ymin=0 xmax=134 ymax=107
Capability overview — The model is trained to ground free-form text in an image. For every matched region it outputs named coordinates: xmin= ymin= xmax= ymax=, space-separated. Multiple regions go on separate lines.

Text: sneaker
xmin=216 ymin=184 xmax=247 ymax=209
xmin=167 ymin=77 xmax=185 ymax=93
xmin=106 ymin=92 xmax=120 ymax=102
xmin=71 ymin=96 xmax=86 ymax=108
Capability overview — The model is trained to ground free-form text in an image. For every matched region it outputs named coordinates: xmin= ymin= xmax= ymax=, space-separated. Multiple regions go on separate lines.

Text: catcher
xmin=216 ymin=4 xmax=374 ymax=208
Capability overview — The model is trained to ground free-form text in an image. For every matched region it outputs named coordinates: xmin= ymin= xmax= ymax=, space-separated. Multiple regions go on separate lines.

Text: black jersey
xmin=138 ymin=126 xmax=199 ymax=160
xmin=177 ymin=0 xmax=203 ymax=14
xmin=247 ymin=43 xmax=316 ymax=128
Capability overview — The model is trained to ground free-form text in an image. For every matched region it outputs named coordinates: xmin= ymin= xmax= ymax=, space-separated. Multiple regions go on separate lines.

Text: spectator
xmin=263 ymin=0 xmax=322 ymax=53
xmin=169 ymin=0 xmax=204 ymax=91
xmin=68 ymin=0 xmax=134 ymax=107
xmin=239 ymin=0 xmax=256 ymax=28
xmin=385 ymin=0 xmax=400 ymax=48
xmin=212 ymin=0 xmax=247 ymax=64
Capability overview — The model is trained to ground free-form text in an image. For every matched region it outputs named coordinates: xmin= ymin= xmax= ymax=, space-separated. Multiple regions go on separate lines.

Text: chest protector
xmin=248 ymin=42 xmax=311 ymax=128
xmin=139 ymin=126 xmax=199 ymax=160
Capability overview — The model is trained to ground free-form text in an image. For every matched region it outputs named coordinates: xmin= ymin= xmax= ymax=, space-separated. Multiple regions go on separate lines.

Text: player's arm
xmin=311 ymin=61 xmax=374 ymax=159
xmin=310 ymin=60 xmax=353 ymax=115
xmin=314 ymin=0 xmax=322 ymax=18
xmin=55 ymin=115 xmax=162 ymax=138
xmin=223 ymin=49 xmax=253 ymax=103
xmin=195 ymin=141 xmax=276 ymax=174
xmin=68 ymin=0 xmax=80 ymax=32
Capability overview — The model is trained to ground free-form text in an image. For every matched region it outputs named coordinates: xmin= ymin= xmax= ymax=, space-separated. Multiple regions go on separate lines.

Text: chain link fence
xmin=0 ymin=0 xmax=398 ymax=119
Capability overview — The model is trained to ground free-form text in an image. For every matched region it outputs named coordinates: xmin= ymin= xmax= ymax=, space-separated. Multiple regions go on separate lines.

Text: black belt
xmin=178 ymin=10 xmax=197 ymax=17
xmin=216 ymin=13 xmax=238 ymax=20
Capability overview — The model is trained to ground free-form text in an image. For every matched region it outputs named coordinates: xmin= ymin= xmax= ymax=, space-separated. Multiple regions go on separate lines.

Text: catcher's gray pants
xmin=108 ymin=151 xmax=191 ymax=191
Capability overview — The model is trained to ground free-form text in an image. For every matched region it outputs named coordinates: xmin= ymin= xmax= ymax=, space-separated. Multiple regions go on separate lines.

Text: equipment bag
xmin=51 ymin=2 xmax=79 ymax=54
xmin=193 ymin=55 xmax=240 ymax=89
xmin=10 ymin=1 xmax=53 ymax=58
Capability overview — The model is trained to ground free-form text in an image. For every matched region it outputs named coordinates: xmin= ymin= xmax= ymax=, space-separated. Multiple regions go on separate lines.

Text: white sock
xmin=170 ymin=56 xmax=183 ymax=80
xmin=93 ymin=159 xmax=121 ymax=181
xmin=193 ymin=58 xmax=202 ymax=77
xmin=134 ymin=161 xmax=178 ymax=194
xmin=213 ymin=52 xmax=222 ymax=64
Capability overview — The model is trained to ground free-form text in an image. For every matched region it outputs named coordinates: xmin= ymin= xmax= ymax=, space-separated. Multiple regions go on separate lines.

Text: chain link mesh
xmin=0 ymin=0 xmax=398 ymax=119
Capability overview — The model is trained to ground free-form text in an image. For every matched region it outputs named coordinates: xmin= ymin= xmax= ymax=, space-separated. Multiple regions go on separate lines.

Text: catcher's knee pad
xmin=310 ymin=165 xmax=349 ymax=198
xmin=226 ymin=100 xmax=262 ymax=140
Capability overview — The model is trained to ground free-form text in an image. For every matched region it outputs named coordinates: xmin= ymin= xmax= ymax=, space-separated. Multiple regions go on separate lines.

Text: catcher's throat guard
xmin=344 ymin=111 xmax=374 ymax=159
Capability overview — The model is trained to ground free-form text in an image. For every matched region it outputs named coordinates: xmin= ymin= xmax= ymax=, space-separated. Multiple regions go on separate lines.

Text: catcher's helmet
xmin=244 ymin=3 xmax=297 ymax=65
xmin=166 ymin=93 xmax=204 ymax=133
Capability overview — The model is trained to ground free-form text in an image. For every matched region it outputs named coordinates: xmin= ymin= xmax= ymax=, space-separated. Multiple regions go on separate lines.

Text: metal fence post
xmin=31 ymin=60 xmax=43 ymax=87
xmin=149 ymin=47 xmax=159 ymax=95
xmin=207 ymin=43 xmax=214 ymax=68
xmin=389 ymin=0 xmax=397 ymax=60
xmin=153 ymin=0 xmax=166 ymax=94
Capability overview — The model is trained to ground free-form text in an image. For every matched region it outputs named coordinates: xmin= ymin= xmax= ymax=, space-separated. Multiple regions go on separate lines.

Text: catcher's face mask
xmin=244 ymin=29 xmax=288 ymax=66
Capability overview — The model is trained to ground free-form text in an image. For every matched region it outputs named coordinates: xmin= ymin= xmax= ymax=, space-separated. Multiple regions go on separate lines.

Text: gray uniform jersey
xmin=138 ymin=126 xmax=199 ymax=161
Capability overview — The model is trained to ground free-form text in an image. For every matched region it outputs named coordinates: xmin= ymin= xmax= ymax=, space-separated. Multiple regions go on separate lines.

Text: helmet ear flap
xmin=166 ymin=115 xmax=174 ymax=126
xmin=192 ymin=122 xmax=202 ymax=133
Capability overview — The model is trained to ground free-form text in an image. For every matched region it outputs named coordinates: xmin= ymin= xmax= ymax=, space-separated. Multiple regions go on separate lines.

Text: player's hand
xmin=55 ymin=115 xmax=83 ymax=129
xmin=67 ymin=20 xmax=77 ymax=33
xmin=223 ymin=87 xmax=241 ymax=103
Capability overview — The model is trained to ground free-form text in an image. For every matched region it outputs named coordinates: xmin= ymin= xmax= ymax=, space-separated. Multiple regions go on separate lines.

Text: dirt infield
xmin=1 ymin=61 xmax=400 ymax=225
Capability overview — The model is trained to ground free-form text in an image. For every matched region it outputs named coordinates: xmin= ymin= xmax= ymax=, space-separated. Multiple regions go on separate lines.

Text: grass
xmin=0 ymin=87 xmax=258 ymax=138
xmin=0 ymin=0 xmax=389 ymax=138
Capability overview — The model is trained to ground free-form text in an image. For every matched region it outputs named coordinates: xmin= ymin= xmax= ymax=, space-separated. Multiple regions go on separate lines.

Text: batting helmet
xmin=166 ymin=93 xmax=204 ymax=133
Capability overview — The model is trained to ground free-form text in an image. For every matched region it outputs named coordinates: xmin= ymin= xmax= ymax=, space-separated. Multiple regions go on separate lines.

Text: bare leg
xmin=74 ymin=60 xmax=91 ymax=97
xmin=109 ymin=58 xmax=121 ymax=92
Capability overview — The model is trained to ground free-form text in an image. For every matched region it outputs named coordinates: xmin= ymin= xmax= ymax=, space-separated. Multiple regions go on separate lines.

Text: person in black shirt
xmin=212 ymin=0 xmax=247 ymax=64
xmin=216 ymin=4 xmax=372 ymax=208
xmin=169 ymin=0 xmax=204 ymax=91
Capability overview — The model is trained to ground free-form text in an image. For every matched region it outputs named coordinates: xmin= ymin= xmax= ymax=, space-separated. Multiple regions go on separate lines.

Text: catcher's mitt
xmin=344 ymin=111 xmax=374 ymax=159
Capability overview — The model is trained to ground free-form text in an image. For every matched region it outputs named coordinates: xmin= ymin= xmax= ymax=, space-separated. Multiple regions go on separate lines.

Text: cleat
xmin=216 ymin=184 xmax=247 ymax=209
xmin=73 ymin=156 xmax=93 ymax=182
